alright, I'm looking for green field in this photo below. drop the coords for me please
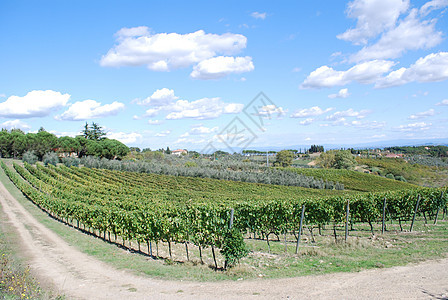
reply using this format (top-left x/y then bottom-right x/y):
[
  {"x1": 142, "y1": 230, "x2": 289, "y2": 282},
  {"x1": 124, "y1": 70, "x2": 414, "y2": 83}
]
[
  {"x1": 284, "y1": 167, "x2": 417, "y2": 192},
  {"x1": 0, "y1": 159, "x2": 447, "y2": 282}
]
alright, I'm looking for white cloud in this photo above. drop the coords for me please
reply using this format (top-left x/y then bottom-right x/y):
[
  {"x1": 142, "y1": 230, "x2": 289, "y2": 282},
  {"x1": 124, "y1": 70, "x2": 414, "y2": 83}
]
[
  {"x1": 251, "y1": 12, "x2": 267, "y2": 20},
  {"x1": 166, "y1": 97, "x2": 243, "y2": 120},
  {"x1": 301, "y1": 60, "x2": 394, "y2": 89},
  {"x1": 148, "y1": 120, "x2": 163, "y2": 125},
  {"x1": 351, "y1": 9, "x2": 443, "y2": 62},
  {"x1": 372, "y1": 134, "x2": 386, "y2": 138},
  {"x1": 395, "y1": 122, "x2": 432, "y2": 131},
  {"x1": 144, "y1": 108, "x2": 162, "y2": 117},
  {"x1": 155, "y1": 130, "x2": 171, "y2": 137},
  {"x1": 409, "y1": 108, "x2": 435, "y2": 119},
  {"x1": 292, "y1": 67, "x2": 301, "y2": 72},
  {"x1": 337, "y1": 0, "x2": 409, "y2": 45},
  {"x1": 328, "y1": 88, "x2": 350, "y2": 99},
  {"x1": 189, "y1": 126, "x2": 218, "y2": 135},
  {"x1": 107, "y1": 132, "x2": 142, "y2": 144},
  {"x1": 299, "y1": 118, "x2": 314, "y2": 126},
  {"x1": 136, "y1": 89, "x2": 244, "y2": 120},
  {"x1": 376, "y1": 52, "x2": 448, "y2": 88},
  {"x1": 290, "y1": 106, "x2": 333, "y2": 118},
  {"x1": 0, "y1": 94, "x2": 6, "y2": 98},
  {"x1": 100, "y1": 28, "x2": 252, "y2": 79},
  {"x1": 115, "y1": 26, "x2": 150, "y2": 39},
  {"x1": 326, "y1": 109, "x2": 371, "y2": 121},
  {"x1": 254, "y1": 105, "x2": 287, "y2": 118},
  {"x1": 56, "y1": 100, "x2": 125, "y2": 121},
  {"x1": 137, "y1": 88, "x2": 178, "y2": 106},
  {"x1": 1, "y1": 119, "x2": 31, "y2": 131},
  {"x1": 190, "y1": 56, "x2": 254, "y2": 79},
  {"x1": 436, "y1": 99, "x2": 448, "y2": 106},
  {"x1": 350, "y1": 120, "x2": 386, "y2": 129},
  {"x1": 0, "y1": 90, "x2": 69, "y2": 118},
  {"x1": 420, "y1": 0, "x2": 448, "y2": 16}
]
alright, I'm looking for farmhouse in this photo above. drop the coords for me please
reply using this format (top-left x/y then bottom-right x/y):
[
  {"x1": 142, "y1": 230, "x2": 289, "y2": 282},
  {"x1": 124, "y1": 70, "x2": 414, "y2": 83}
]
[{"x1": 171, "y1": 149, "x2": 188, "y2": 156}]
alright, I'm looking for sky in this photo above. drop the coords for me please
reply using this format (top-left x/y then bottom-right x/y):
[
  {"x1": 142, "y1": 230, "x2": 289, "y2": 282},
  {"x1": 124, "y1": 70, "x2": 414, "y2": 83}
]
[{"x1": 1, "y1": 0, "x2": 448, "y2": 152}]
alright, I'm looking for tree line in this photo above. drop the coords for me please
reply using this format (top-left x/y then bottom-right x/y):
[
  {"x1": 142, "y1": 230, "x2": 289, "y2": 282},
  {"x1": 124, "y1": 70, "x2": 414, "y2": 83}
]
[{"x1": 0, "y1": 122, "x2": 129, "y2": 160}]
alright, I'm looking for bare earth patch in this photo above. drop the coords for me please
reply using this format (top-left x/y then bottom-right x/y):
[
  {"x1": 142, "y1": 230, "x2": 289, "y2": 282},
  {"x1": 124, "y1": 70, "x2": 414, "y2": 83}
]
[{"x1": 1, "y1": 181, "x2": 447, "y2": 299}]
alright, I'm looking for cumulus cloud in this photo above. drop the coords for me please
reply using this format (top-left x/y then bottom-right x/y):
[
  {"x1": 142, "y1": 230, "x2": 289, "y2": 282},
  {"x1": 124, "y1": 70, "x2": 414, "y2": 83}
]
[
  {"x1": 420, "y1": 0, "x2": 448, "y2": 16},
  {"x1": 337, "y1": 0, "x2": 409, "y2": 45},
  {"x1": 409, "y1": 108, "x2": 435, "y2": 119},
  {"x1": 376, "y1": 52, "x2": 448, "y2": 88},
  {"x1": 0, "y1": 90, "x2": 69, "y2": 118},
  {"x1": 301, "y1": 60, "x2": 394, "y2": 89},
  {"x1": 299, "y1": 118, "x2": 314, "y2": 126},
  {"x1": 107, "y1": 132, "x2": 142, "y2": 144},
  {"x1": 136, "y1": 89, "x2": 244, "y2": 120},
  {"x1": 328, "y1": 88, "x2": 350, "y2": 99},
  {"x1": 349, "y1": 120, "x2": 386, "y2": 129},
  {"x1": 436, "y1": 99, "x2": 448, "y2": 106},
  {"x1": 326, "y1": 109, "x2": 371, "y2": 122},
  {"x1": 148, "y1": 120, "x2": 163, "y2": 125},
  {"x1": 100, "y1": 28, "x2": 253, "y2": 79},
  {"x1": 254, "y1": 105, "x2": 287, "y2": 118},
  {"x1": 190, "y1": 56, "x2": 254, "y2": 79},
  {"x1": 166, "y1": 97, "x2": 243, "y2": 120},
  {"x1": 137, "y1": 88, "x2": 178, "y2": 106},
  {"x1": 395, "y1": 122, "x2": 432, "y2": 131},
  {"x1": 155, "y1": 130, "x2": 171, "y2": 137},
  {"x1": 251, "y1": 12, "x2": 267, "y2": 20},
  {"x1": 189, "y1": 126, "x2": 218, "y2": 135},
  {"x1": 1, "y1": 119, "x2": 31, "y2": 131},
  {"x1": 290, "y1": 106, "x2": 333, "y2": 118},
  {"x1": 56, "y1": 100, "x2": 125, "y2": 121},
  {"x1": 350, "y1": 9, "x2": 443, "y2": 62}
]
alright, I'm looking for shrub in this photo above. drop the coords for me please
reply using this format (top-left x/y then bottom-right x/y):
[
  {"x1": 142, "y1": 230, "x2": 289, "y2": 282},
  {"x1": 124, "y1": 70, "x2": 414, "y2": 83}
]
[
  {"x1": 22, "y1": 150, "x2": 38, "y2": 164},
  {"x1": 42, "y1": 152, "x2": 59, "y2": 166},
  {"x1": 385, "y1": 173, "x2": 395, "y2": 180},
  {"x1": 62, "y1": 157, "x2": 80, "y2": 167}
]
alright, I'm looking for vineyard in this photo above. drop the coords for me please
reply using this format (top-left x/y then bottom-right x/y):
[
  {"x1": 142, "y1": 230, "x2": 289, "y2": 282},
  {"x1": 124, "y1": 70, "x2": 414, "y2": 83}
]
[{"x1": 1, "y1": 160, "x2": 447, "y2": 269}]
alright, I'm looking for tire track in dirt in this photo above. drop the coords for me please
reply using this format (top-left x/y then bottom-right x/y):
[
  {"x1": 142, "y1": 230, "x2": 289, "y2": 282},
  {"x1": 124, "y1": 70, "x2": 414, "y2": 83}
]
[{"x1": 1, "y1": 180, "x2": 447, "y2": 299}]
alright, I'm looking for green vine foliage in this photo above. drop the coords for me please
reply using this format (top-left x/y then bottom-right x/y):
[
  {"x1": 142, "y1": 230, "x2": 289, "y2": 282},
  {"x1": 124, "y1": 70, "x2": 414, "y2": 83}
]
[
  {"x1": 0, "y1": 160, "x2": 447, "y2": 269},
  {"x1": 221, "y1": 228, "x2": 248, "y2": 268}
]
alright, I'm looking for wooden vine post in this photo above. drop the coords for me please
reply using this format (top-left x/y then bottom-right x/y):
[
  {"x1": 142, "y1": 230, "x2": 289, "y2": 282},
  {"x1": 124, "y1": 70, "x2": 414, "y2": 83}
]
[
  {"x1": 382, "y1": 197, "x2": 387, "y2": 234},
  {"x1": 295, "y1": 204, "x2": 306, "y2": 254},
  {"x1": 410, "y1": 194, "x2": 421, "y2": 232},
  {"x1": 223, "y1": 208, "x2": 235, "y2": 270},
  {"x1": 345, "y1": 199, "x2": 350, "y2": 242}
]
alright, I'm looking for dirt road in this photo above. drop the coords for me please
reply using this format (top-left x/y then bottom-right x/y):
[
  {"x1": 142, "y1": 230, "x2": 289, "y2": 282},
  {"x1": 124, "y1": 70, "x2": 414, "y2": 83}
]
[{"x1": 1, "y1": 180, "x2": 447, "y2": 299}]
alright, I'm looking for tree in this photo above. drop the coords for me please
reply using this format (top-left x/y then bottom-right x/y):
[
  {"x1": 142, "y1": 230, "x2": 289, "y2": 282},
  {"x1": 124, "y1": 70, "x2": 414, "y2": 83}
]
[
  {"x1": 81, "y1": 122, "x2": 106, "y2": 141},
  {"x1": 58, "y1": 136, "x2": 81, "y2": 154},
  {"x1": 315, "y1": 151, "x2": 336, "y2": 168},
  {"x1": 29, "y1": 130, "x2": 58, "y2": 160},
  {"x1": 91, "y1": 122, "x2": 106, "y2": 140},
  {"x1": 100, "y1": 139, "x2": 129, "y2": 160},
  {"x1": 309, "y1": 145, "x2": 324, "y2": 153},
  {"x1": 0, "y1": 129, "x2": 10, "y2": 158},
  {"x1": 333, "y1": 150, "x2": 356, "y2": 169},
  {"x1": 316, "y1": 150, "x2": 356, "y2": 170},
  {"x1": 275, "y1": 150, "x2": 294, "y2": 167}
]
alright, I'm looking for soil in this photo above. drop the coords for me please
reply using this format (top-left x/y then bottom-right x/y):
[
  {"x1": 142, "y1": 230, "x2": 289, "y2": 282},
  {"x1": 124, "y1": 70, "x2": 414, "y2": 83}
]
[{"x1": 1, "y1": 180, "x2": 447, "y2": 300}]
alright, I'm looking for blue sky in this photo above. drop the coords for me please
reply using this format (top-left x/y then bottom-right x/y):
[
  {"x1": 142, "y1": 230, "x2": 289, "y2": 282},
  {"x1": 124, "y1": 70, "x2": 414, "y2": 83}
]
[{"x1": 1, "y1": 0, "x2": 447, "y2": 151}]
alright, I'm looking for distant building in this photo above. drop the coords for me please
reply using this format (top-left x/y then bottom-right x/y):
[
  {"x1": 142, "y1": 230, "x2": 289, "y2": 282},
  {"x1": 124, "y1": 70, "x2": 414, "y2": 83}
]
[{"x1": 171, "y1": 149, "x2": 188, "y2": 156}]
